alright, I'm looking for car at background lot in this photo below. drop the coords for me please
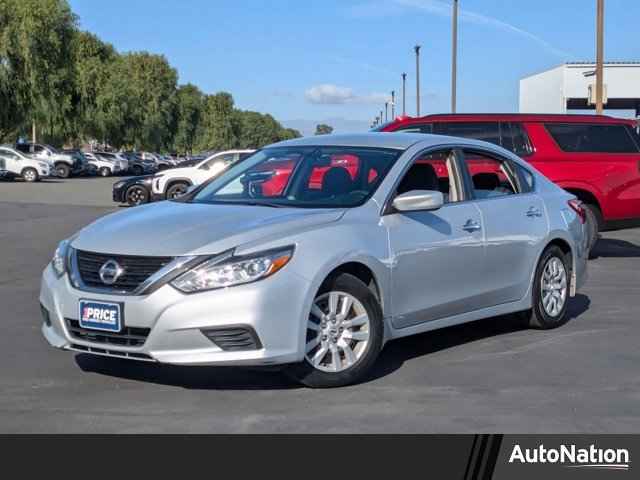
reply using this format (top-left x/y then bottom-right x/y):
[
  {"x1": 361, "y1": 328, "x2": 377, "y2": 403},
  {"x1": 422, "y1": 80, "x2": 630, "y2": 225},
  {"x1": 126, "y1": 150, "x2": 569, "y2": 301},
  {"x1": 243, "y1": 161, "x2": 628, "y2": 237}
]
[
  {"x1": 40, "y1": 133, "x2": 587, "y2": 388},
  {"x1": 121, "y1": 152, "x2": 157, "y2": 176},
  {"x1": 15, "y1": 142, "x2": 81, "y2": 178},
  {"x1": 92, "y1": 151, "x2": 129, "y2": 173},
  {"x1": 379, "y1": 114, "x2": 640, "y2": 252},
  {"x1": 139, "y1": 152, "x2": 173, "y2": 171},
  {"x1": 151, "y1": 149, "x2": 255, "y2": 200},
  {"x1": 61, "y1": 149, "x2": 92, "y2": 176},
  {"x1": 83, "y1": 152, "x2": 122, "y2": 177},
  {"x1": 112, "y1": 175, "x2": 154, "y2": 206},
  {"x1": 0, "y1": 145, "x2": 51, "y2": 182}
]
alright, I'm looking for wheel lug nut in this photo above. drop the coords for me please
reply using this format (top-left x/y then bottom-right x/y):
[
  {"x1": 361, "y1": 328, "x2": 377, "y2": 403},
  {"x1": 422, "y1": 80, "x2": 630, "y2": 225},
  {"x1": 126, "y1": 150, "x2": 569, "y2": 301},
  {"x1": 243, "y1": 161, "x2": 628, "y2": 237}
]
[
  {"x1": 322, "y1": 335, "x2": 327, "y2": 341},
  {"x1": 339, "y1": 327, "x2": 344, "y2": 332}
]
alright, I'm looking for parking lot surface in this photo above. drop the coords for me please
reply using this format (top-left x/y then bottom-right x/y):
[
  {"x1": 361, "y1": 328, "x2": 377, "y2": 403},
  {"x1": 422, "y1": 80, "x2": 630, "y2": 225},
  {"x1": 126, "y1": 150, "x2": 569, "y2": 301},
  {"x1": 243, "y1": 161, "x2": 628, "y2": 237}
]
[{"x1": 1, "y1": 177, "x2": 640, "y2": 433}]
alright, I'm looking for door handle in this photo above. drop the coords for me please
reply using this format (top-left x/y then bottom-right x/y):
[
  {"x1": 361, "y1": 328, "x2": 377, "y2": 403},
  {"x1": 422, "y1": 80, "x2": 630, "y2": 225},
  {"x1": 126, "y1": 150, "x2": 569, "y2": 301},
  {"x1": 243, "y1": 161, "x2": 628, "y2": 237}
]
[
  {"x1": 462, "y1": 219, "x2": 481, "y2": 232},
  {"x1": 526, "y1": 207, "x2": 542, "y2": 218}
]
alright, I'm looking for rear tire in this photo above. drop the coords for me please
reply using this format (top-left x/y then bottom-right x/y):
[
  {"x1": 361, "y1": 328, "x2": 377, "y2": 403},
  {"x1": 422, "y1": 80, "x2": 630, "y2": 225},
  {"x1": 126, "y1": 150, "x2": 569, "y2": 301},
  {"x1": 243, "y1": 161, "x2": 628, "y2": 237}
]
[
  {"x1": 22, "y1": 167, "x2": 38, "y2": 182},
  {"x1": 285, "y1": 273, "x2": 384, "y2": 388},
  {"x1": 166, "y1": 182, "x2": 189, "y2": 199},
  {"x1": 55, "y1": 163, "x2": 70, "y2": 178},
  {"x1": 521, "y1": 245, "x2": 571, "y2": 330},
  {"x1": 583, "y1": 203, "x2": 602, "y2": 257}
]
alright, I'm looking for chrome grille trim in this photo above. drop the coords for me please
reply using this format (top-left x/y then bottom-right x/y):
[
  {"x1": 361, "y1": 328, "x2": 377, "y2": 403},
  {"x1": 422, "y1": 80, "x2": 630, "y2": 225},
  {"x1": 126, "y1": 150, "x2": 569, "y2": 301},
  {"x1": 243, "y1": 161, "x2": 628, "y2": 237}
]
[{"x1": 69, "y1": 248, "x2": 202, "y2": 296}]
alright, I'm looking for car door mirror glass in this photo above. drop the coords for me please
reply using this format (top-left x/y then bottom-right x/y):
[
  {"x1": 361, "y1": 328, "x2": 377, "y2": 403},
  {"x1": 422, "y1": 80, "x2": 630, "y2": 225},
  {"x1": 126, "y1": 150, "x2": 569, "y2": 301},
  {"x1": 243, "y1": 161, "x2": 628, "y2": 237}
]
[{"x1": 392, "y1": 190, "x2": 443, "y2": 212}]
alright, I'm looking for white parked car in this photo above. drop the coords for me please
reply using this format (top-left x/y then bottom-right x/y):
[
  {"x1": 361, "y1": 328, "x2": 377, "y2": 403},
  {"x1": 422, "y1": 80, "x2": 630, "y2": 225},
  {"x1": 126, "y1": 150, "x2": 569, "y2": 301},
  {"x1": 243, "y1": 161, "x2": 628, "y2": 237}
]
[
  {"x1": 14, "y1": 143, "x2": 80, "y2": 178},
  {"x1": 84, "y1": 152, "x2": 122, "y2": 177},
  {"x1": 0, "y1": 145, "x2": 51, "y2": 182},
  {"x1": 151, "y1": 149, "x2": 255, "y2": 200},
  {"x1": 93, "y1": 152, "x2": 129, "y2": 173}
]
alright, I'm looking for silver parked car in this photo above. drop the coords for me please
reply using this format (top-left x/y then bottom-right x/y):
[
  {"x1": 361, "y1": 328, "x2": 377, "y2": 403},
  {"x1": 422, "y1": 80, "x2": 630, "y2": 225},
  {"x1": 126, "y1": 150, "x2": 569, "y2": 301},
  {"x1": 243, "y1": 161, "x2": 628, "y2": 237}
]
[{"x1": 40, "y1": 133, "x2": 588, "y2": 387}]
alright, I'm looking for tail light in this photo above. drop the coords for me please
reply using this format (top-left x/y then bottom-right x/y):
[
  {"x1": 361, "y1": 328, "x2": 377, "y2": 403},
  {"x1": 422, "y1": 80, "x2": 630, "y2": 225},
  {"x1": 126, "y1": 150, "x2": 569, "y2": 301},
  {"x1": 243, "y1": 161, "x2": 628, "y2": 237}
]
[{"x1": 568, "y1": 199, "x2": 586, "y2": 224}]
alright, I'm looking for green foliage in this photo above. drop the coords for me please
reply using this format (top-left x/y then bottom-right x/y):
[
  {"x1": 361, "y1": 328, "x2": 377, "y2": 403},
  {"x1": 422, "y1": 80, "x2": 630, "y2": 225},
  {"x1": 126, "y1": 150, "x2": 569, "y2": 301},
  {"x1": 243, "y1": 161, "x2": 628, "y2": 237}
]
[
  {"x1": 0, "y1": 0, "x2": 295, "y2": 150},
  {"x1": 173, "y1": 84, "x2": 203, "y2": 154},
  {"x1": 315, "y1": 124, "x2": 334, "y2": 135}
]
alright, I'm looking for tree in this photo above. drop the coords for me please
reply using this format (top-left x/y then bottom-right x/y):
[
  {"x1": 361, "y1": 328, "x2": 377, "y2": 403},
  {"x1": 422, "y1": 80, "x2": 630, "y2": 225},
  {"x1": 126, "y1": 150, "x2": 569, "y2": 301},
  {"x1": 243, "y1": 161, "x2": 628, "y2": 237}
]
[
  {"x1": 195, "y1": 92, "x2": 237, "y2": 151},
  {"x1": 173, "y1": 84, "x2": 203, "y2": 154},
  {"x1": 96, "y1": 52, "x2": 177, "y2": 150},
  {"x1": 315, "y1": 123, "x2": 333, "y2": 135},
  {"x1": 233, "y1": 110, "x2": 300, "y2": 148},
  {"x1": 70, "y1": 31, "x2": 116, "y2": 143},
  {"x1": 0, "y1": 0, "x2": 77, "y2": 143}
]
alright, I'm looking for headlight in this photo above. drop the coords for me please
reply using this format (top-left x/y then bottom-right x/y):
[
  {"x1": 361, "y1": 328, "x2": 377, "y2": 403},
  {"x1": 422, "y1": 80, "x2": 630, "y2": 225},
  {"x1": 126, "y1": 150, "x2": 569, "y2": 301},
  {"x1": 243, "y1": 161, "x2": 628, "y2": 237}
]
[
  {"x1": 51, "y1": 239, "x2": 71, "y2": 277},
  {"x1": 171, "y1": 246, "x2": 294, "y2": 293},
  {"x1": 113, "y1": 180, "x2": 126, "y2": 189}
]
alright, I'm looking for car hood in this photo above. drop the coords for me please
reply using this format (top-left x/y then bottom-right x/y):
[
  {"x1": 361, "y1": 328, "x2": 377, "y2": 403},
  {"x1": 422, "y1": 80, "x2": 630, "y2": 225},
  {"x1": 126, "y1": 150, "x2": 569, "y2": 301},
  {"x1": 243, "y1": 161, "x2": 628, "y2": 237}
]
[{"x1": 71, "y1": 201, "x2": 345, "y2": 257}]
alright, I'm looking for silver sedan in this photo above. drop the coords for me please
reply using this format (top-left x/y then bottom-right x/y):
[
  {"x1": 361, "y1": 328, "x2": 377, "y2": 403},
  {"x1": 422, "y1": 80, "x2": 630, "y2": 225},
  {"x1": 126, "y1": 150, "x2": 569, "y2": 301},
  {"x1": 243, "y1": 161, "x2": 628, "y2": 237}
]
[{"x1": 40, "y1": 133, "x2": 588, "y2": 387}]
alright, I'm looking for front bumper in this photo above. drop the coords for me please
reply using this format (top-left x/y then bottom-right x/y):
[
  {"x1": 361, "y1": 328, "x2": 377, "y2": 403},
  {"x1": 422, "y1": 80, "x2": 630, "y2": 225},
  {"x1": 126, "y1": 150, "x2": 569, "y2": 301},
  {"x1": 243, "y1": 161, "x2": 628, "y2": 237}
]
[{"x1": 39, "y1": 264, "x2": 311, "y2": 366}]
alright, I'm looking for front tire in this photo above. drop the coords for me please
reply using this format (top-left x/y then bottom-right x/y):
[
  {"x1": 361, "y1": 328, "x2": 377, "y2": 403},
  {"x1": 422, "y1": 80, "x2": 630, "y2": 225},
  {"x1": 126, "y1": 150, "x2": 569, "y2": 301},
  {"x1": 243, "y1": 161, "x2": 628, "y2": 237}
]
[
  {"x1": 125, "y1": 185, "x2": 149, "y2": 206},
  {"x1": 99, "y1": 167, "x2": 111, "y2": 177},
  {"x1": 22, "y1": 167, "x2": 38, "y2": 182},
  {"x1": 521, "y1": 245, "x2": 571, "y2": 330},
  {"x1": 55, "y1": 163, "x2": 70, "y2": 178},
  {"x1": 285, "y1": 273, "x2": 384, "y2": 388}
]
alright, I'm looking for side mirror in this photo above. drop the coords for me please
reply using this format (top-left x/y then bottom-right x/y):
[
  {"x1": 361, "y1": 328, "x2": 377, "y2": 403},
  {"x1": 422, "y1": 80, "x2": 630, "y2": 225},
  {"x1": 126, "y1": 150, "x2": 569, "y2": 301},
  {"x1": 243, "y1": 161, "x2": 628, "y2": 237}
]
[{"x1": 392, "y1": 190, "x2": 443, "y2": 212}]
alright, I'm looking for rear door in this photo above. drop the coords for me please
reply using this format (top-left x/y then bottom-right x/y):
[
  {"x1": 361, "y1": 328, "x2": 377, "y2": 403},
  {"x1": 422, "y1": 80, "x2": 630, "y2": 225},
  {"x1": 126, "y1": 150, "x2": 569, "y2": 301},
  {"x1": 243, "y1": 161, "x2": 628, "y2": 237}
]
[
  {"x1": 459, "y1": 148, "x2": 547, "y2": 305},
  {"x1": 385, "y1": 148, "x2": 486, "y2": 328}
]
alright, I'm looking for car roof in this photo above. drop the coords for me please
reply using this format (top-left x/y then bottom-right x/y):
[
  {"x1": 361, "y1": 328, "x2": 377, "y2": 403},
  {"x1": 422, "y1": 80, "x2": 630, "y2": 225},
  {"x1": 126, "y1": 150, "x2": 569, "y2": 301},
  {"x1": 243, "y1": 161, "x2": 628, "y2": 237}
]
[
  {"x1": 268, "y1": 132, "x2": 432, "y2": 150},
  {"x1": 385, "y1": 113, "x2": 636, "y2": 126}
]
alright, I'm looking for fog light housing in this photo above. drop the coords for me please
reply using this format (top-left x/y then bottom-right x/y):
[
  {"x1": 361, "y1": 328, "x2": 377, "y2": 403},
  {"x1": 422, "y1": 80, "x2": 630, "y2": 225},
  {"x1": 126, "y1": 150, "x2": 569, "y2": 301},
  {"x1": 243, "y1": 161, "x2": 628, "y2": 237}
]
[
  {"x1": 201, "y1": 326, "x2": 262, "y2": 351},
  {"x1": 40, "y1": 304, "x2": 51, "y2": 327}
]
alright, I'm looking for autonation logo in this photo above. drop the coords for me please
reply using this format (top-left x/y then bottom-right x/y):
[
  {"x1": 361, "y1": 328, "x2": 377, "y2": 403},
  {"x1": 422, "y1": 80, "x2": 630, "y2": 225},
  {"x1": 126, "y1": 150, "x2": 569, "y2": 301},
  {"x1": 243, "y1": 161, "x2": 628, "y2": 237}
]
[{"x1": 509, "y1": 443, "x2": 630, "y2": 471}]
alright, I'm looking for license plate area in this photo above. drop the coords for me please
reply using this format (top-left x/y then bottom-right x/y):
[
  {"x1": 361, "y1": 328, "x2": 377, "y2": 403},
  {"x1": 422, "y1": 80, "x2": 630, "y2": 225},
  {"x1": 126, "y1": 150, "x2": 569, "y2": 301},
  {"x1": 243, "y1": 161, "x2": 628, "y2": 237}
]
[{"x1": 78, "y1": 300, "x2": 123, "y2": 332}]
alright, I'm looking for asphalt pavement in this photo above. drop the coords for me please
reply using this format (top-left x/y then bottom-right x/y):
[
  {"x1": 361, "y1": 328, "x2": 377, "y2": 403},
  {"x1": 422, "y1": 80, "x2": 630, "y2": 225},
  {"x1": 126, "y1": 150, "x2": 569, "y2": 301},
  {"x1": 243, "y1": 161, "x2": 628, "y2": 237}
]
[{"x1": 1, "y1": 176, "x2": 639, "y2": 433}]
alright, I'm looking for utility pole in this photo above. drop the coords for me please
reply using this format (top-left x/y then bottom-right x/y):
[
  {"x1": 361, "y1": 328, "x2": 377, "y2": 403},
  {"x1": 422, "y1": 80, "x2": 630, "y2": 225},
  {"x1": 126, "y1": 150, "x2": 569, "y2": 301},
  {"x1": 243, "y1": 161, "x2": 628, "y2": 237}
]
[
  {"x1": 391, "y1": 90, "x2": 395, "y2": 119},
  {"x1": 595, "y1": 0, "x2": 605, "y2": 114},
  {"x1": 401, "y1": 73, "x2": 407, "y2": 116},
  {"x1": 385, "y1": 102, "x2": 389, "y2": 122},
  {"x1": 451, "y1": 0, "x2": 459, "y2": 113},
  {"x1": 414, "y1": 45, "x2": 421, "y2": 116},
  {"x1": 32, "y1": 121, "x2": 36, "y2": 143},
  {"x1": 380, "y1": 110, "x2": 383, "y2": 125}
]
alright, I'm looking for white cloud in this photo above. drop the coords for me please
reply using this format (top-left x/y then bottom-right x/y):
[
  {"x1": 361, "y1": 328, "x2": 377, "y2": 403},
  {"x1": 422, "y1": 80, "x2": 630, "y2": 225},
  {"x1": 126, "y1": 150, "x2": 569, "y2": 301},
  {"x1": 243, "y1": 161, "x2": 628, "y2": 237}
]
[{"x1": 304, "y1": 84, "x2": 389, "y2": 105}]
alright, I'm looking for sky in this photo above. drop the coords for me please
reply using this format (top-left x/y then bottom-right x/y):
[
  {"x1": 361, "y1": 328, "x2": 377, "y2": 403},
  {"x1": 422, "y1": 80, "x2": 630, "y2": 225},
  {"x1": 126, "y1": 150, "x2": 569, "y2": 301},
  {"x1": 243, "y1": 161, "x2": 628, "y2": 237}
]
[{"x1": 69, "y1": 0, "x2": 640, "y2": 134}]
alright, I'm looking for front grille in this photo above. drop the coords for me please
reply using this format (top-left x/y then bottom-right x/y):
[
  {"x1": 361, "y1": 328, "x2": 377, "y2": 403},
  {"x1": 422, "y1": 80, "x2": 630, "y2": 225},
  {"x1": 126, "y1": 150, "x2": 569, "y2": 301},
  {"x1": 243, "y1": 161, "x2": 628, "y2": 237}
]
[
  {"x1": 201, "y1": 326, "x2": 263, "y2": 351},
  {"x1": 66, "y1": 319, "x2": 150, "y2": 347},
  {"x1": 76, "y1": 249, "x2": 172, "y2": 292}
]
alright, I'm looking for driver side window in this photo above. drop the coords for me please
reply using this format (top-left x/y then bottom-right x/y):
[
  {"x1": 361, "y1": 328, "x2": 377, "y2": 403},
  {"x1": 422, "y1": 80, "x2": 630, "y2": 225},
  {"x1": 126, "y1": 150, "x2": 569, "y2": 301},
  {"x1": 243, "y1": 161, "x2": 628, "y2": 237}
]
[{"x1": 396, "y1": 149, "x2": 460, "y2": 203}]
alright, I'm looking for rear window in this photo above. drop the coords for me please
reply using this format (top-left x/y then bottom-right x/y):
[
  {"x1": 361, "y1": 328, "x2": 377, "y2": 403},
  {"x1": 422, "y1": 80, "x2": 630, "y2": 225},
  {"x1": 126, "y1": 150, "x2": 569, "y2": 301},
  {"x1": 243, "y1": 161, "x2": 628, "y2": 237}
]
[{"x1": 545, "y1": 123, "x2": 639, "y2": 153}]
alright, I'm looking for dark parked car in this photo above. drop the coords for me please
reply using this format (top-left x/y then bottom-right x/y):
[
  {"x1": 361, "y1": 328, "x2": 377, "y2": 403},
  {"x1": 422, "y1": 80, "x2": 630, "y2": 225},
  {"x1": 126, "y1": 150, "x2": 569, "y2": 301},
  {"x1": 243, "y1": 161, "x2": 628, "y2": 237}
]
[{"x1": 112, "y1": 175, "x2": 154, "y2": 206}]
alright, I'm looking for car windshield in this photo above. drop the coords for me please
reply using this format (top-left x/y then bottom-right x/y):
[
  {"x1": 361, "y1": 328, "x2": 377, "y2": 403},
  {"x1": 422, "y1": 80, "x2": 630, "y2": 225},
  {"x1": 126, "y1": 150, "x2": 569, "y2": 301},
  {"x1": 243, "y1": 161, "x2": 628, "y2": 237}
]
[{"x1": 190, "y1": 146, "x2": 403, "y2": 208}]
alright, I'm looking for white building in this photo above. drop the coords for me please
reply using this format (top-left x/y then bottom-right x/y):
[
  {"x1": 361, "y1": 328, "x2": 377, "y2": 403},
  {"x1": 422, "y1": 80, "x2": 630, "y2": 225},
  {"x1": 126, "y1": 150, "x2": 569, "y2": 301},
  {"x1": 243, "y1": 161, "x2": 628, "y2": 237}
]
[{"x1": 519, "y1": 62, "x2": 640, "y2": 116}]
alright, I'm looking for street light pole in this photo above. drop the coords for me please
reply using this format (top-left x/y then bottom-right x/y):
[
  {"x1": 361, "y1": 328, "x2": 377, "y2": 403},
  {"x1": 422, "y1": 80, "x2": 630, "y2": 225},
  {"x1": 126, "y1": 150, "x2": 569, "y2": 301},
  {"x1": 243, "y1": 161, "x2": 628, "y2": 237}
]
[
  {"x1": 385, "y1": 102, "x2": 389, "y2": 122},
  {"x1": 391, "y1": 90, "x2": 395, "y2": 119},
  {"x1": 451, "y1": 0, "x2": 459, "y2": 113},
  {"x1": 401, "y1": 73, "x2": 407, "y2": 116},
  {"x1": 414, "y1": 45, "x2": 421, "y2": 116},
  {"x1": 595, "y1": 0, "x2": 605, "y2": 115}
]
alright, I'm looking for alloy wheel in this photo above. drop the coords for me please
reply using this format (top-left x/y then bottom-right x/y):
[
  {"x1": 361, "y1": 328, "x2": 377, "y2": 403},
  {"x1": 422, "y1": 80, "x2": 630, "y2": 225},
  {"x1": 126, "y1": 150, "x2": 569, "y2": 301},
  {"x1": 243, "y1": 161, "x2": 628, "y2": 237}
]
[
  {"x1": 305, "y1": 291, "x2": 370, "y2": 373},
  {"x1": 541, "y1": 256, "x2": 567, "y2": 317},
  {"x1": 127, "y1": 186, "x2": 147, "y2": 206}
]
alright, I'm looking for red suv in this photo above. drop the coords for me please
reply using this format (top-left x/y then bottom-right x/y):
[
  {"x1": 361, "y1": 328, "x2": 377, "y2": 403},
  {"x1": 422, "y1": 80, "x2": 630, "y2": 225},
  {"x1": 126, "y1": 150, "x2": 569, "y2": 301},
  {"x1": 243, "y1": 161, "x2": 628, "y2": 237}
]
[{"x1": 379, "y1": 114, "x2": 640, "y2": 248}]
